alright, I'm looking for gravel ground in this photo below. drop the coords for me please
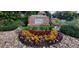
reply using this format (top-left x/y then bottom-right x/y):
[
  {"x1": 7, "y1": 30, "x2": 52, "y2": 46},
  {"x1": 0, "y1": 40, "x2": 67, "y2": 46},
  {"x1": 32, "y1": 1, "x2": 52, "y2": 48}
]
[
  {"x1": 0, "y1": 28, "x2": 24, "y2": 48},
  {"x1": 52, "y1": 34, "x2": 79, "y2": 48},
  {"x1": 0, "y1": 28, "x2": 79, "y2": 48}
]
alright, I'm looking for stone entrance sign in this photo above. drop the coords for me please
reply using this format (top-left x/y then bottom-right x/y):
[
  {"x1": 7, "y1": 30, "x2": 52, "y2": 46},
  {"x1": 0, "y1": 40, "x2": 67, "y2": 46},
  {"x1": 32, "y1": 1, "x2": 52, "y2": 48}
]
[{"x1": 28, "y1": 15, "x2": 49, "y2": 26}]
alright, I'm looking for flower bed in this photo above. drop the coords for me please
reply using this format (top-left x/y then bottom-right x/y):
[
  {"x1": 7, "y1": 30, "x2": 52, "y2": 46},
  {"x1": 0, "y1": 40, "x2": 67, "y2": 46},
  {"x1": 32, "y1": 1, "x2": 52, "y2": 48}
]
[{"x1": 18, "y1": 30, "x2": 63, "y2": 47}]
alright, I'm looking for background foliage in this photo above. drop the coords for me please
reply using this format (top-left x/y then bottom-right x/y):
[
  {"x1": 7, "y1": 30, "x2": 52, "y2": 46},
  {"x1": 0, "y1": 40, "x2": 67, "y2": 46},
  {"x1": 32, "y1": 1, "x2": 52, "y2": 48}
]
[
  {"x1": 52, "y1": 11, "x2": 78, "y2": 21},
  {"x1": 0, "y1": 11, "x2": 51, "y2": 31}
]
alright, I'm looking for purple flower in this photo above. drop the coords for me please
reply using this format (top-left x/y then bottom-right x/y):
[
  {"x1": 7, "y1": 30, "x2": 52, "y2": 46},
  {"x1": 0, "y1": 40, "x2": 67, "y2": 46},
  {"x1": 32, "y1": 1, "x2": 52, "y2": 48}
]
[{"x1": 40, "y1": 38, "x2": 45, "y2": 44}]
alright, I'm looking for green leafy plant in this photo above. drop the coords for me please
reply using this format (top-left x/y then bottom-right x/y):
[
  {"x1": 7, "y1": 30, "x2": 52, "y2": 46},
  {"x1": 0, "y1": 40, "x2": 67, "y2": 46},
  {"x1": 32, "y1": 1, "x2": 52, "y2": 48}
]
[
  {"x1": 22, "y1": 25, "x2": 52, "y2": 30},
  {"x1": 60, "y1": 25, "x2": 79, "y2": 38},
  {"x1": 52, "y1": 19, "x2": 61, "y2": 25},
  {"x1": 32, "y1": 26, "x2": 39, "y2": 30},
  {"x1": 36, "y1": 25, "x2": 51, "y2": 30}
]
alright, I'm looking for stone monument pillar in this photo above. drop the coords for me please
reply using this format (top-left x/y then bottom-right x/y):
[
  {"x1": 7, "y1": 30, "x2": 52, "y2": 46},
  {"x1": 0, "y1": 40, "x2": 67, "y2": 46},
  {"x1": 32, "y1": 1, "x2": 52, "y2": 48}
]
[{"x1": 28, "y1": 11, "x2": 49, "y2": 27}]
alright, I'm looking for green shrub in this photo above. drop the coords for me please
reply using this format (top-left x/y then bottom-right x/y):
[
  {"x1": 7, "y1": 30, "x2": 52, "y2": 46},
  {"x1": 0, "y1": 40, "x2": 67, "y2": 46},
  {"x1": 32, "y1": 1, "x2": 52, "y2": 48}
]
[
  {"x1": 60, "y1": 25, "x2": 79, "y2": 38},
  {"x1": 66, "y1": 18, "x2": 79, "y2": 28},
  {"x1": 0, "y1": 22, "x2": 18, "y2": 31},
  {"x1": 15, "y1": 20, "x2": 25, "y2": 26}
]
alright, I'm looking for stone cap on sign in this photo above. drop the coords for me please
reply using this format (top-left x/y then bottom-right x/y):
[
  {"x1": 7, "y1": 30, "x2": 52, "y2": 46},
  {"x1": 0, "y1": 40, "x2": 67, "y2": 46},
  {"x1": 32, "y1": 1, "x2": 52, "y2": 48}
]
[
  {"x1": 28, "y1": 15, "x2": 49, "y2": 26},
  {"x1": 38, "y1": 11, "x2": 46, "y2": 15},
  {"x1": 29, "y1": 15, "x2": 48, "y2": 18}
]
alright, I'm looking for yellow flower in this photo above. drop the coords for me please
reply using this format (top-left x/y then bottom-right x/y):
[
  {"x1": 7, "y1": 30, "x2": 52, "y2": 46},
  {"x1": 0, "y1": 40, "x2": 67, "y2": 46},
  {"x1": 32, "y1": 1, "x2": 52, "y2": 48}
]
[
  {"x1": 32, "y1": 34, "x2": 35, "y2": 37},
  {"x1": 26, "y1": 36, "x2": 30, "y2": 39},
  {"x1": 39, "y1": 35, "x2": 43, "y2": 38},
  {"x1": 44, "y1": 35, "x2": 49, "y2": 40},
  {"x1": 44, "y1": 35, "x2": 47, "y2": 38},
  {"x1": 34, "y1": 36, "x2": 39, "y2": 40},
  {"x1": 35, "y1": 40, "x2": 39, "y2": 43},
  {"x1": 49, "y1": 34, "x2": 56, "y2": 40},
  {"x1": 52, "y1": 30, "x2": 58, "y2": 35},
  {"x1": 31, "y1": 37, "x2": 34, "y2": 40},
  {"x1": 45, "y1": 37, "x2": 49, "y2": 40}
]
